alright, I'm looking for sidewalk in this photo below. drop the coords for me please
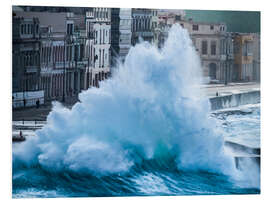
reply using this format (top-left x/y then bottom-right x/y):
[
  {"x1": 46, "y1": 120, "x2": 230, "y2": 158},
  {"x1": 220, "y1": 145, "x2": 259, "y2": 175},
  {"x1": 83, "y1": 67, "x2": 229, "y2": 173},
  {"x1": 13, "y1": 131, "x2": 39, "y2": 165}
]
[
  {"x1": 12, "y1": 83, "x2": 260, "y2": 121},
  {"x1": 12, "y1": 95, "x2": 79, "y2": 121},
  {"x1": 12, "y1": 103, "x2": 52, "y2": 121},
  {"x1": 204, "y1": 82, "x2": 260, "y2": 98},
  {"x1": 202, "y1": 82, "x2": 260, "y2": 89}
]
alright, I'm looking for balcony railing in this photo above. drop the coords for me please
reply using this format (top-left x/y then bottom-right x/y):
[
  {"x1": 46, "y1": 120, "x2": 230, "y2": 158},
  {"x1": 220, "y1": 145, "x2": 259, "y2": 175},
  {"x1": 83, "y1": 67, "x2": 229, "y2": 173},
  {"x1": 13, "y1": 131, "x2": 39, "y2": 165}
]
[{"x1": 25, "y1": 66, "x2": 38, "y2": 73}]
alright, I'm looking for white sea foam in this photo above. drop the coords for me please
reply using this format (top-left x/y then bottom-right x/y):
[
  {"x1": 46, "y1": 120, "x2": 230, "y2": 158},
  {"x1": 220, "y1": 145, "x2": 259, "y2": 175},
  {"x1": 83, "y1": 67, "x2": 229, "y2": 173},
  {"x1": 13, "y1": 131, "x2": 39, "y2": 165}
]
[{"x1": 13, "y1": 25, "x2": 240, "y2": 178}]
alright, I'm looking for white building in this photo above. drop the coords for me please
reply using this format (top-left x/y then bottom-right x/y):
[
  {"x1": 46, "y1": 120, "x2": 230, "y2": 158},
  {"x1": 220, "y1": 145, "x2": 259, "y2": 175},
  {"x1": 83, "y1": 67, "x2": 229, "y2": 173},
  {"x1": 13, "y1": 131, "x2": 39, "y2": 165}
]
[
  {"x1": 85, "y1": 8, "x2": 111, "y2": 87},
  {"x1": 155, "y1": 11, "x2": 232, "y2": 83},
  {"x1": 131, "y1": 9, "x2": 154, "y2": 45},
  {"x1": 119, "y1": 8, "x2": 132, "y2": 62}
]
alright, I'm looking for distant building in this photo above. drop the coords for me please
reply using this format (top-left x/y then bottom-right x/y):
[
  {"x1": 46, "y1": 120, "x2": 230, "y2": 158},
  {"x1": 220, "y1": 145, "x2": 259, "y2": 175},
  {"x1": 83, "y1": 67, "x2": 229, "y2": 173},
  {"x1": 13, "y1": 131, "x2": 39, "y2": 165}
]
[
  {"x1": 157, "y1": 9, "x2": 186, "y2": 26},
  {"x1": 118, "y1": 9, "x2": 132, "y2": 62},
  {"x1": 12, "y1": 15, "x2": 41, "y2": 93},
  {"x1": 232, "y1": 33, "x2": 260, "y2": 82},
  {"x1": 111, "y1": 8, "x2": 132, "y2": 65},
  {"x1": 155, "y1": 12, "x2": 232, "y2": 83},
  {"x1": 186, "y1": 21, "x2": 232, "y2": 83},
  {"x1": 253, "y1": 33, "x2": 260, "y2": 82},
  {"x1": 85, "y1": 8, "x2": 111, "y2": 87},
  {"x1": 131, "y1": 8, "x2": 154, "y2": 45},
  {"x1": 14, "y1": 11, "x2": 88, "y2": 102}
]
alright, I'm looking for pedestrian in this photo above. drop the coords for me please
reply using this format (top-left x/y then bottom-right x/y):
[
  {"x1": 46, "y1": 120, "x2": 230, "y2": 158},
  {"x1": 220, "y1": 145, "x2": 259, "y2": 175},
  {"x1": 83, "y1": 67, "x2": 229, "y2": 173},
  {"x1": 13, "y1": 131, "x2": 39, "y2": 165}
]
[
  {"x1": 216, "y1": 92, "x2": 219, "y2": 96},
  {"x1": 36, "y1": 99, "x2": 40, "y2": 108},
  {"x1": 19, "y1": 130, "x2": 23, "y2": 138},
  {"x1": 23, "y1": 98, "x2": 26, "y2": 107}
]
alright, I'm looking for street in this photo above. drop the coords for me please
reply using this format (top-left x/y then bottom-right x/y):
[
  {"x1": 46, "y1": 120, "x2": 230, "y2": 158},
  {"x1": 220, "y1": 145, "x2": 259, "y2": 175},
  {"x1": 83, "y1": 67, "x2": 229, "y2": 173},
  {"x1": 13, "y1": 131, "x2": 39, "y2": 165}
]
[{"x1": 204, "y1": 82, "x2": 260, "y2": 98}]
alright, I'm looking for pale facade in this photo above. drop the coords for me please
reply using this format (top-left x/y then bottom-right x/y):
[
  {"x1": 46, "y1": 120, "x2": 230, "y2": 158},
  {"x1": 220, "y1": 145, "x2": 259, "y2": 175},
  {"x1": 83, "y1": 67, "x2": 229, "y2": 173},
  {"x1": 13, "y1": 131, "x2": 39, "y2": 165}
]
[
  {"x1": 131, "y1": 9, "x2": 154, "y2": 45},
  {"x1": 119, "y1": 8, "x2": 132, "y2": 62},
  {"x1": 14, "y1": 11, "x2": 88, "y2": 102},
  {"x1": 182, "y1": 21, "x2": 229, "y2": 82},
  {"x1": 155, "y1": 12, "x2": 232, "y2": 83},
  {"x1": 85, "y1": 8, "x2": 111, "y2": 88},
  {"x1": 12, "y1": 16, "x2": 40, "y2": 93},
  {"x1": 252, "y1": 33, "x2": 260, "y2": 82},
  {"x1": 233, "y1": 33, "x2": 260, "y2": 82}
]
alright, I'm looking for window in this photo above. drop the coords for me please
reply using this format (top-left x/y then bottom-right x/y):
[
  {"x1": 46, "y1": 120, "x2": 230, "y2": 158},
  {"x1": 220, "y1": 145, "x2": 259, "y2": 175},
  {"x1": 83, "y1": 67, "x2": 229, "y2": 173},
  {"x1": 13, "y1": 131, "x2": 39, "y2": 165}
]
[
  {"x1": 100, "y1": 29, "x2": 102, "y2": 44},
  {"x1": 220, "y1": 26, "x2": 224, "y2": 31},
  {"x1": 145, "y1": 19, "x2": 147, "y2": 30},
  {"x1": 175, "y1": 15, "x2": 181, "y2": 21},
  {"x1": 67, "y1": 24, "x2": 73, "y2": 35},
  {"x1": 192, "y1": 24, "x2": 199, "y2": 31},
  {"x1": 20, "y1": 24, "x2": 24, "y2": 34},
  {"x1": 201, "y1": 41, "x2": 207, "y2": 55},
  {"x1": 27, "y1": 24, "x2": 30, "y2": 34},
  {"x1": 24, "y1": 24, "x2": 27, "y2": 34},
  {"x1": 36, "y1": 25, "x2": 39, "y2": 34},
  {"x1": 93, "y1": 48, "x2": 96, "y2": 65},
  {"x1": 211, "y1": 41, "x2": 216, "y2": 55},
  {"x1": 103, "y1": 29, "x2": 105, "y2": 44},
  {"x1": 99, "y1": 49, "x2": 101, "y2": 68},
  {"x1": 233, "y1": 41, "x2": 239, "y2": 54},
  {"x1": 102, "y1": 49, "x2": 104, "y2": 67},
  {"x1": 192, "y1": 38, "x2": 196, "y2": 46}
]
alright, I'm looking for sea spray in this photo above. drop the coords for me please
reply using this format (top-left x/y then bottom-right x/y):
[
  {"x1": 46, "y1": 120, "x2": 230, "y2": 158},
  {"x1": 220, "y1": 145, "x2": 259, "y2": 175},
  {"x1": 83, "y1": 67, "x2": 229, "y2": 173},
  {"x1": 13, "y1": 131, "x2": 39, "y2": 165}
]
[{"x1": 13, "y1": 25, "x2": 236, "y2": 177}]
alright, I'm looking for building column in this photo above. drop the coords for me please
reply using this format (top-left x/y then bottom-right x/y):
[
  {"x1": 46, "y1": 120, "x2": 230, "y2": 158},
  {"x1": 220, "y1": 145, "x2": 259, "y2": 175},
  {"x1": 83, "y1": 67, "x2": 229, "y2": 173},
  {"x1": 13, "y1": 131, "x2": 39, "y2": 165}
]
[
  {"x1": 77, "y1": 70, "x2": 81, "y2": 93},
  {"x1": 65, "y1": 72, "x2": 69, "y2": 97},
  {"x1": 71, "y1": 71, "x2": 74, "y2": 95}
]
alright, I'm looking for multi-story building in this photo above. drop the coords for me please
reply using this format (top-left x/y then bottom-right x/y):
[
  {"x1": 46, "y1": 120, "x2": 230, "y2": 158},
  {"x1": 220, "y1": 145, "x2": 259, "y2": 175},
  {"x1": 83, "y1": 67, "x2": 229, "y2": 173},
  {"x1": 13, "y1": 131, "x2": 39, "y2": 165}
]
[
  {"x1": 12, "y1": 15, "x2": 44, "y2": 108},
  {"x1": 252, "y1": 33, "x2": 260, "y2": 82},
  {"x1": 158, "y1": 9, "x2": 186, "y2": 26},
  {"x1": 232, "y1": 33, "x2": 261, "y2": 82},
  {"x1": 118, "y1": 8, "x2": 132, "y2": 62},
  {"x1": 155, "y1": 11, "x2": 234, "y2": 83},
  {"x1": 131, "y1": 8, "x2": 154, "y2": 45},
  {"x1": 12, "y1": 16, "x2": 41, "y2": 93},
  {"x1": 181, "y1": 20, "x2": 231, "y2": 83},
  {"x1": 85, "y1": 8, "x2": 111, "y2": 88},
  {"x1": 111, "y1": 8, "x2": 132, "y2": 65},
  {"x1": 14, "y1": 11, "x2": 88, "y2": 102},
  {"x1": 85, "y1": 9, "x2": 96, "y2": 88},
  {"x1": 151, "y1": 9, "x2": 159, "y2": 30}
]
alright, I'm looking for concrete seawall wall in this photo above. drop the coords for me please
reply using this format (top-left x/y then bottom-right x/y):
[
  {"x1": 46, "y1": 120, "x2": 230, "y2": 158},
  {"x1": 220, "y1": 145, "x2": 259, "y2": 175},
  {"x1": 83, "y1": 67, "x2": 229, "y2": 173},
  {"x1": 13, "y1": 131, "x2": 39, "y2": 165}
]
[{"x1": 209, "y1": 90, "x2": 260, "y2": 111}]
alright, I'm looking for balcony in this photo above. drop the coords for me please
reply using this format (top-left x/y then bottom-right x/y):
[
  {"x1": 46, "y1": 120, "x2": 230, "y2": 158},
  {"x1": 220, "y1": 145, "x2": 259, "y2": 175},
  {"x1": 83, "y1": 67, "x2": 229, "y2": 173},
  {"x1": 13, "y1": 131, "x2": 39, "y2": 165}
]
[{"x1": 25, "y1": 66, "x2": 38, "y2": 73}]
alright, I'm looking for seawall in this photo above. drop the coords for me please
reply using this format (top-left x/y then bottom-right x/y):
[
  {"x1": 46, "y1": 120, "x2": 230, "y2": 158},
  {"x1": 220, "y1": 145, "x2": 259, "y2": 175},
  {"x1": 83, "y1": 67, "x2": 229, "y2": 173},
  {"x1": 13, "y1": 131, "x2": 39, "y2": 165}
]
[{"x1": 209, "y1": 90, "x2": 260, "y2": 111}]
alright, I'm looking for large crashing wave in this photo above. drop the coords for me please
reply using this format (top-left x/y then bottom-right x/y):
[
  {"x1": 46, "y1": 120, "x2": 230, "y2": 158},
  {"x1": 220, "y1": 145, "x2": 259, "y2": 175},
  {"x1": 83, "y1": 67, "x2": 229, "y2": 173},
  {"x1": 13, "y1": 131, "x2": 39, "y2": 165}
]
[{"x1": 13, "y1": 24, "x2": 236, "y2": 176}]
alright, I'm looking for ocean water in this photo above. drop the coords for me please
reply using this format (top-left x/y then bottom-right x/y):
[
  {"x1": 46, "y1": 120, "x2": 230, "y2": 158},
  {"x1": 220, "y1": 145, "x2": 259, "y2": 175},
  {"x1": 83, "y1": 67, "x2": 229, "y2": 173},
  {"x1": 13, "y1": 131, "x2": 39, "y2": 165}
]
[{"x1": 12, "y1": 25, "x2": 260, "y2": 198}]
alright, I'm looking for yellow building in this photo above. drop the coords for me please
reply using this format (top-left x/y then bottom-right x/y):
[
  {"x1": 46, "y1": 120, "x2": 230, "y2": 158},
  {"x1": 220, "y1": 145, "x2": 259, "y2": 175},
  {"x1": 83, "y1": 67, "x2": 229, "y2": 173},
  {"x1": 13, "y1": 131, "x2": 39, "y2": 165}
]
[{"x1": 233, "y1": 33, "x2": 254, "y2": 81}]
